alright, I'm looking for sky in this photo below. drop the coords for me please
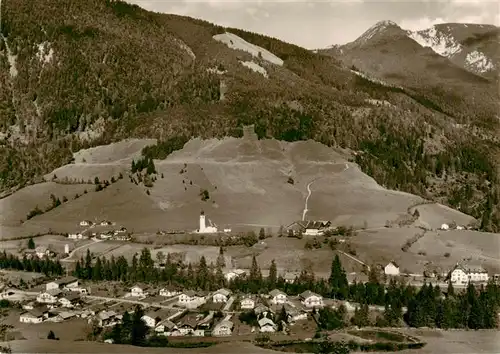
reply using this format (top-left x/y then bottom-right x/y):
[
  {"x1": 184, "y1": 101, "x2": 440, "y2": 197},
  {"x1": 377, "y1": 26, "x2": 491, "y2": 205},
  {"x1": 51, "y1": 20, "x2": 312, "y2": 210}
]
[{"x1": 127, "y1": 0, "x2": 500, "y2": 49}]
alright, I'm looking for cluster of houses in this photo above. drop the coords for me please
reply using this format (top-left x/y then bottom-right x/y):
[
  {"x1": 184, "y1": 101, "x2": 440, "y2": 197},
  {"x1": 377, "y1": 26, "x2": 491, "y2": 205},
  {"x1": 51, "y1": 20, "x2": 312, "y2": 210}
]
[
  {"x1": 23, "y1": 246, "x2": 56, "y2": 260},
  {"x1": 68, "y1": 220, "x2": 130, "y2": 241},
  {"x1": 286, "y1": 220, "x2": 332, "y2": 236}
]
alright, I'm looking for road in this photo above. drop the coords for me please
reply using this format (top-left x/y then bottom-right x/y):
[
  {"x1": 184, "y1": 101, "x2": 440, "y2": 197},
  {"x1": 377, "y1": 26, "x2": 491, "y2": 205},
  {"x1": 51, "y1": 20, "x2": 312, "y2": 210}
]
[
  {"x1": 84, "y1": 294, "x2": 181, "y2": 310},
  {"x1": 337, "y1": 249, "x2": 370, "y2": 271},
  {"x1": 302, "y1": 163, "x2": 350, "y2": 221},
  {"x1": 61, "y1": 238, "x2": 103, "y2": 262}
]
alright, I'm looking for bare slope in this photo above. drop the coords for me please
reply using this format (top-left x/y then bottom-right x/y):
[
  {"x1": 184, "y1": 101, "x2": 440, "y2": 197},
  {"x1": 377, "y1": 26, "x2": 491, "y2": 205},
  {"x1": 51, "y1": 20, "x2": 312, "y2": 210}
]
[{"x1": 3, "y1": 136, "x2": 474, "y2": 240}]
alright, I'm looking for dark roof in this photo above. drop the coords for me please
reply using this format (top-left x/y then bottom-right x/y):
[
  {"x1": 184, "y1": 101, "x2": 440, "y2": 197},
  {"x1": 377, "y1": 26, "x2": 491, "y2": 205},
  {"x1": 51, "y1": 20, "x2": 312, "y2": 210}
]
[
  {"x1": 286, "y1": 220, "x2": 331, "y2": 230},
  {"x1": 61, "y1": 293, "x2": 81, "y2": 302},
  {"x1": 54, "y1": 276, "x2": 78, "y2": 285},
  {"x1": 23, "y1": 309, "x2": 45, "y2": 318}
]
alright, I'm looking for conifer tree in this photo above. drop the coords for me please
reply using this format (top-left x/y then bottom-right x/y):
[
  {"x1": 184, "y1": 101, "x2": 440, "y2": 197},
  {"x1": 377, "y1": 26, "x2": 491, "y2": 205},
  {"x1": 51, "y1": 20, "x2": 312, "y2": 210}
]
[
  {"x1": 329, "y1": 255, "x2": 348, "y2": 299},
  {"x1": 269, "y1": 259, "x2": 277, "y2": 289}
]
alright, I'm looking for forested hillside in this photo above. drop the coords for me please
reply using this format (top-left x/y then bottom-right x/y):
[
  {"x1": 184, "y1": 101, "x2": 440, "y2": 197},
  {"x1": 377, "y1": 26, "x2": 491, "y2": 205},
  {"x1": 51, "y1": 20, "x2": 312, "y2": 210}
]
[{"x1": 0, "y1": 0, "x2": 499, "y2": 231}]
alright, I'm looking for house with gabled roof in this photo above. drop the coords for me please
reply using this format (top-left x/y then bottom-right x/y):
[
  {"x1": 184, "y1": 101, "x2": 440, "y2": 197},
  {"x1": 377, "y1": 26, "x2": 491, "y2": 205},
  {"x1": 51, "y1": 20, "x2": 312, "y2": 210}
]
[
  {"x1": 213, "y1": 319, "x2": 233, "y2": 336},
  {"x1": 269, "y1": 289, "x2": 287, "y2": 305},
  {"x1": 258, "y1": 317, "x2": 276, "y2": 332},
  {"x1": 299, "y1": 290, "x2": 324, "y2": 308},
  {"x1": 240, "y1": 295, "x2": 256, "y2": 310},
  {"x1": 384, "y1": 261, "x2": 400, "y2": 276},
  {"x1": 58, "y1": 293, "x2": 81, "y2": 308},
  {"x1": 178, "y1": 290, "x2": 206, "y2": 308},
  {"x1": 46, "y1": 276, "x2": 79, "y2": 291},
  {"x1": 449, "y1": 264, "x2": 489, "y2": 285},
  {"x1": 212, "y1": 288, "x2": 231, "y2": 303},
  {"x1": 19, "y1": 309, "x2": 47, "y2": 324},
  {"x1": 37, "y1": 289, "x2": 62, "y2": 304}
]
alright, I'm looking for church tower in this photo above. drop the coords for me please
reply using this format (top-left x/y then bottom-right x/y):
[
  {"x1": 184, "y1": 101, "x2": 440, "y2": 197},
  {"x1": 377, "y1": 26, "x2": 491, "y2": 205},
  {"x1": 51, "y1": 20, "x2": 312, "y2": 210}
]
[{"x1": 199, "y1": 211, "x2": 206, "y2": 232}]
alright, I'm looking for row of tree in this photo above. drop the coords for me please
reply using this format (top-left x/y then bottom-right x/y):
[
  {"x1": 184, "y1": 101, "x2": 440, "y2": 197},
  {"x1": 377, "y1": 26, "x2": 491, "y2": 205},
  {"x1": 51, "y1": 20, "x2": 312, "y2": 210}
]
[
  {"x1": 0, "y1": 251, "x2": 64, "y2": 276},
  {"x1": 70, "y1": 247, "x2": 500, "y2": 330}
]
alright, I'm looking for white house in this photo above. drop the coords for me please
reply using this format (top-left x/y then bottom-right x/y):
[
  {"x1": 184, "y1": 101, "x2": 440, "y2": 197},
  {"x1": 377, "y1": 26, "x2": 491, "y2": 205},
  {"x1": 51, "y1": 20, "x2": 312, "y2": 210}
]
[
  {"x1": 159, "y1": 287, "x2": 181, "y2": 298},
  {"x1": 46, "y1": 276, "x2": 79, "y2": 291},
  {"x1": 130, "y1": 285, "x2": 149, "y2": 298},
  {"x1": 37, "y1": 289, "x2": 61, "y2": 304},
  {"x1": 213, "y1": 320, "x2": 233, "y2": 336},
  {"x1": 258, "y1": 317, "x2": 276, "y2": 332},
  {"x1": 283, "y1": 272, "x2": 299, "y2": 284},
  {"x1": 440, "y1": 223, "x2": 450, "y2": 230},
  {"x1": 100, "y1": 220, "x2": 112, "y2": 226},
  {"x1": 19, "y1": 309, "x2": 46, "y2": 324},
  {"x1": 384, "y1": 261, "x2": 400, "y2": 276},
  {"x1": 142, "y1": 310, "x2": 161, "y2": 328},
  {"x1": 450, "y1": 264, "x2": 489, "y2": 285},
  {"x1": 269, "y1": 289, "x2": 287, "y2": 305},
  {"x1": 178, "y1": 290, "x2": 206, "y2": 308},
  {"x1": 240, "y1": 296, "x2": 256, "y2": 310},
  {"x1": 224, "y1": 269, "x2": 246, "y2": 282},
  {"x1": 299, "y1": 290, "x2": 324, "y2": 308},
  {"x1": 68, "y1": 233, "x2": 84, "y2": 240},
  {"x1": 212, "y1": 288, "x2": 231, "y2": 303},
  {"x1": 91, "y1": 311, "x2": 120, "y2": 328},
  {"x1": 80, "y1": 220, "x2": 92, "y2": 226}
]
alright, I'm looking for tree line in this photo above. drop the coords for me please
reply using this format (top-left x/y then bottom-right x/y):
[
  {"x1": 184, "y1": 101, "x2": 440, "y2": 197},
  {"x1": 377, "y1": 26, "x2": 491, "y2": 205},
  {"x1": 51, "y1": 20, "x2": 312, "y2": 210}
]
[{"x1": 0, "y1": 251, "x2": 64, "y2": 277}]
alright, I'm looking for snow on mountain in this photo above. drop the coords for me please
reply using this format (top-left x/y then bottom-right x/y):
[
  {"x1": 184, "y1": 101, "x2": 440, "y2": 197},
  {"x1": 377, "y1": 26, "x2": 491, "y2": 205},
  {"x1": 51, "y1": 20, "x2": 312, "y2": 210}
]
[
  {"x1": 355, "y1": 20, "x2": 399, "y2": 44},
  {"x1": 213, "y1": 32, "x2": 284, "y2": 66},
  {"x1": 407, "y1": 26, "x2": 462, "y2": 57},
  {"x1": 465, "y1": 50, "x2": 495, "y2": 73}
]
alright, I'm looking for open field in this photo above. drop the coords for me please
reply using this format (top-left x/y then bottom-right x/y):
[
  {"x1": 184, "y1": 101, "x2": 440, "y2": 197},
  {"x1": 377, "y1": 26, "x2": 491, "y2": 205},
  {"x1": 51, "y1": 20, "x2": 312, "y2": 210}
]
[
  {"x1": 351, "y1": 226, "x2": 500, "y2": 274},
  {"x1": 2, "y1": 339, "x2": 281, "y2": 354},
  {"x1": 3, "y1": 136, "x2": 499, "y2": 275}
]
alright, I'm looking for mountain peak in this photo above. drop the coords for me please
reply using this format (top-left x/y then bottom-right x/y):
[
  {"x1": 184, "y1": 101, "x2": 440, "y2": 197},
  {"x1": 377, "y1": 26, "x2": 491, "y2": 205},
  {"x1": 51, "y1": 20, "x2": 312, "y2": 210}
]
[{"x1": 354, "y1": 20, "x2": 401, "y2": 44}]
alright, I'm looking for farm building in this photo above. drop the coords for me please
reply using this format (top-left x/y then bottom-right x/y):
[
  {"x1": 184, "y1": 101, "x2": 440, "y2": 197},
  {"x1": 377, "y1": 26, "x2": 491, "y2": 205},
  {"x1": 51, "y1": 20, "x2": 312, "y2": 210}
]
[
  {"x1": 142, "y1": 309, "x2": 171, "y2": 328},
  {"x1": 19, "y1": 309, "x2": 47, "y2": 324},
  {"x1": 178, "y1": 290, "x2": 206, "y2": 308},
  {"x1": 286, "y1": 220, "x2": 331, "y2": 236},
  {"x1": 58, "y1": 293, "x2": 81, "y2": 308},
  {"x1": 440, "y1": 223, "x2": 450, "y2": 230},
  {"x1": 79, "y1": 220, "x2": 93, "y2": 226},
  {"x1": 449, "y1": 264, "x2": 489, "y2": 285},
  {"x1": 68, "y1": 233, "x2": 85, "y2": 240},
  {"x1": 46, "y1": 276, "x2": 79, "y2": 291},
  {"x1": 384, "y1": 261, "x2": 400, "y2": 276},
  {"x1": 35, "y1": 246, "x2": 50, "y2": 259}
]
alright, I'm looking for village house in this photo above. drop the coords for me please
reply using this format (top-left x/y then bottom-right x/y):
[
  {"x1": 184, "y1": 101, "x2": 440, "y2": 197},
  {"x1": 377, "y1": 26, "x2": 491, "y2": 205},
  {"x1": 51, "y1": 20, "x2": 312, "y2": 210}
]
[
  {"x1": 449, "y1": 264, "x2": 489, "y2": 285},
  {"x1": 286, "y1": 220, "x2": 331, "y2": 236},
  {"x1": 224, "y1": 269, "x2": 246, "y2": 282},
  {"x1": 384, "y1": 261, "x2": 400, "y2": 276},
  {"x1": 91, "y1": 310, "x2": 121, "y2": 328},
  {"x1": 46, "y1": 276, "x2": 79, "y2": 291},
  {"x1": 68, "y1": 233, "x2": 85, "y2": 240},
  {"x1": 80, "y1": 220, "x2": 93, "y2": 226},
  {"x1": 19, "y1": 309, "x2": 47, "y2": 324},
  {"x1": 155, "y1": 319, "x2": 177, "y2": 335},
  {"x1": 54, "y1": 311, "x2": 77, "y2": 322},
  {"x1": 212, "y1": 288, "x2": 231, "y2": 303},
  {"x1": 130, "y1": 285, "x2": 149, "y2": 298},
  {"x1": 254, "y1": 304, "x2": 272, "y2": 319},
  {"x1": 240, "y1": 295, "x2": 256, "y2": 310},
  {"x1": 58, "y1": 293, "x2": 81, "y2": 308},
  {"x1": 269, "y1": 289, "x2": 287, "y2": 305},
  {"x1": 37, "y1": 289, "x2": 61, "y2": 304},
  {"x1": 142, "y1": 309, "x2": 165, "y2": 328},
  {"x1": 159, "y1": 287, "x2": 181, "y2": 298},
  {"x1": 177, "y1": 316, "x2": 199, "y2": 336},
  {"x1": 213, "y1": 319, "x2": 233, "y2": 336},
  {"x1": 178, "y1": 290, "x2": 206, "y2": 308},
  {"x1": 100, "y1": 220, "x2": 112, "y2": 226},
  {"x1": 299, "y1": 290, "x2": 324, "y2": 308},
  {"x1": 258, "y1": 317, "x2": 276, "y2": 332},
  {"x1": 282, "y1": 304, "x2": 308, "y2": 323},
  {"x1": 283, "y1": 272, "x2": 299, "y2": 284}
]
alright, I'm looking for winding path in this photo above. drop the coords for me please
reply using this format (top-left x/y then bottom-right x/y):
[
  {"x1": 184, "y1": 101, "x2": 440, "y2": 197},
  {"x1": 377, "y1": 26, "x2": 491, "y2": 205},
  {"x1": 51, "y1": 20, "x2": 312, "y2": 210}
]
[{"x1": 302, "y1": 163, "x2": 350, "y2": 221}]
